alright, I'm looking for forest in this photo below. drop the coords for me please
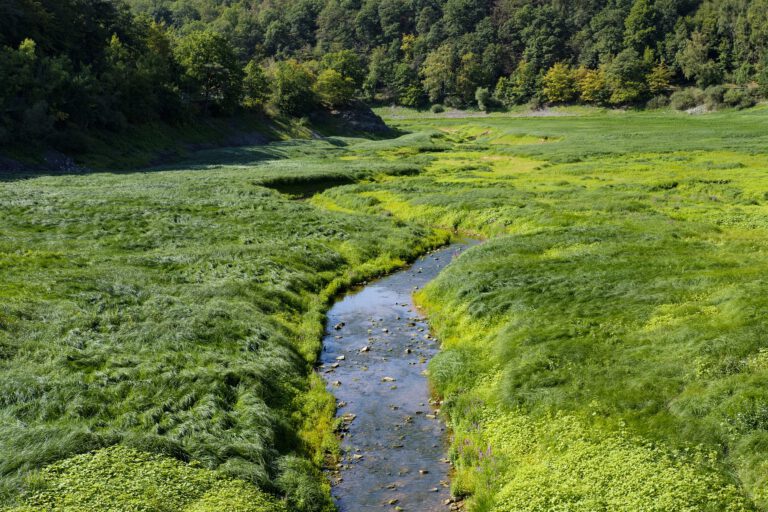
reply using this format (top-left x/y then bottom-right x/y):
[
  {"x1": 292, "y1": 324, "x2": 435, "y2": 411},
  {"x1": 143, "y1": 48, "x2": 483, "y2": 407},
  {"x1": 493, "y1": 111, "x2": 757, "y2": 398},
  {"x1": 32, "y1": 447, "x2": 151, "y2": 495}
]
[{"x1": 3, "y1": 0, "x2": 768, "y2": 153}]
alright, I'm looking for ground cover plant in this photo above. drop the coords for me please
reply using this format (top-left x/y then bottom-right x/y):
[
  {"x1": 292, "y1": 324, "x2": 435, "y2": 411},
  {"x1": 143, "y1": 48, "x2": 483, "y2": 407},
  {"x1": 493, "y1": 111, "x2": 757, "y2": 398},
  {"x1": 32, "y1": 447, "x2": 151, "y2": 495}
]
[
  {"x1": 315, "y1": 106, "x2": 768, "y2": 510},
  {"x1": 0, "y1": 139, "x2": 446, "y2": 510}
]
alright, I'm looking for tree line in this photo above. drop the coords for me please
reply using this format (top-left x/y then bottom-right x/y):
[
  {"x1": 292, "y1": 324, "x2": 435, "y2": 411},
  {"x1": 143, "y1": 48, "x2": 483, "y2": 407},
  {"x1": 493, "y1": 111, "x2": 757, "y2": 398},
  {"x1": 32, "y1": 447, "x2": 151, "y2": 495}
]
[
  {"x1": 3, "y1": 0, "x2": 768, "y2": 148},
  {"x1": 126, "y1": 0, "x2": 768, "y2": 108},
  {"x1": 0, "y1": 0, "x2": 364, "y2": 150}
]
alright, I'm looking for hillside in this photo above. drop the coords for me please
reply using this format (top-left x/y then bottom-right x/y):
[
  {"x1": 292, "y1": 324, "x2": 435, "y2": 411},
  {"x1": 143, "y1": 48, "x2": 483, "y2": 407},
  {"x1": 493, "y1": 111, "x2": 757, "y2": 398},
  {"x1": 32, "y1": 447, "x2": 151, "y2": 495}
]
[{"x1": 3, "y1": 0, "x2": 768, "y2": 161}]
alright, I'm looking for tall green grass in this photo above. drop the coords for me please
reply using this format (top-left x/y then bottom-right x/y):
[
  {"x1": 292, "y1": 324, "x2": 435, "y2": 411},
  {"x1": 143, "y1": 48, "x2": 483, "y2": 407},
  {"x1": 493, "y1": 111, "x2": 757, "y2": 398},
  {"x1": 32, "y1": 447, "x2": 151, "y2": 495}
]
[
  {"x1": 7, "y1": 105, "x2": 768, "y2": 511},
  {"x1": 0, "y1": 140, "x2": 445, "y2": 510},
  {"x1": 318, "y1": 106, "x2": 768, "y2": 511}
]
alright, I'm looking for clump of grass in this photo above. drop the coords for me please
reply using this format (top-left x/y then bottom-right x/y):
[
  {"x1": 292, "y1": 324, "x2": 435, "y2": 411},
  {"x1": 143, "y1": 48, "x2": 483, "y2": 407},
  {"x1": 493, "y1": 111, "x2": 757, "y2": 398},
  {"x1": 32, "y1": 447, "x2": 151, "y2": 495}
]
[
  {"x1": 671, "y1": 88, "x2": 705, "y2": 110},
  {"x1": 481, "y1": 411, "x2": 751, "y2": 512}
]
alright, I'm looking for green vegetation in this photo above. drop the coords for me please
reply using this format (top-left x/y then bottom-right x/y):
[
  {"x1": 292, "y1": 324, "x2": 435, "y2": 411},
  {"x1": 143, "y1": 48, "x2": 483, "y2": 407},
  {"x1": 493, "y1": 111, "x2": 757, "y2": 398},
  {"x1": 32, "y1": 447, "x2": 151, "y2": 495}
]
[
  {"x1": 313, "y1": 106, "x2": 768, "y2": 510},
  {"x1": 0, "y1": 139, "x2": 446, "y2": 510},
  {"x1": 5, "y1": 51, "x2": 768, "y2": 508},
  {"x1": 120, "y1": 0, "x2": 768, "y2": 111},
  {"x1": 5, "y1": 0, "x2": 768, "y2": 159},
  {"x1": 9, "y1": 446, "x2": 286, "y2": 512},
  {"x1": 0, "y1": 1, "x2": 363, "y2": 157}
]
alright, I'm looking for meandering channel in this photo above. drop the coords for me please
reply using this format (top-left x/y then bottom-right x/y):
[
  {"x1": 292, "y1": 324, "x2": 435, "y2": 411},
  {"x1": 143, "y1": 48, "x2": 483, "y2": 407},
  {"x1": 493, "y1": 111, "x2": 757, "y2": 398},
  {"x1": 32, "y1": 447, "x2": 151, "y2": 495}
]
[{"x1": 320, "y1": 241, "x2": 475, "y2": 511}]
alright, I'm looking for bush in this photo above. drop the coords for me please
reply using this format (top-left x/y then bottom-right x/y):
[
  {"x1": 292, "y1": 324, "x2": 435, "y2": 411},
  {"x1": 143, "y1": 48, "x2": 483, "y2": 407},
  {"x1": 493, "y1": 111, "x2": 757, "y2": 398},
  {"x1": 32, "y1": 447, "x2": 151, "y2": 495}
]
[
  {"x1": 606, "y1": 49, "x2": 649, "y2": 105},
  {"x1": 528, "y1": 94, "x2": 545, "y2": 110},
  {"x1": 314, "y1": 69, "x2": 356, "y2": 108},
  {"x1": 542, "y1": 62, "x2": 577, "y2": 104},
  {"x1": 475, "y1": 87, "x2": 491, "y2": 112},
  {"x1": 269, "y1": 59, "x2": 317, "y2": 115},
  {"x1": 431, "y1": 103, "x2": 445, "y2": 113},
  {"x1": 494, "y1": 60, "x2": 539, "y2": 107},
  {"x1": 444, "y1": 95, "x2": 463, "y2": 108},
  {"x1": 703, "y1": 85, "x2": 726, "y2": 110},
  {"x1": 670, "y1": 88, "x2": 704, "y2": 111},
  {"x1": 577, "y1": 68, "x2": 611, "y2": 105},
  {"x1": 242, "y1": 60, "x2": 270, "y2": 110},
  {"x1": 646, "y1": 95, "x2": 670, "y2": 109},
  {"x1": 723, "y1": 87, "x2": 757, "y2": 110},
  {"x1": 647, "y1": 62, "x2": 673, "y2": 95},
  {"x1": 399, "y1": 84, "x2": 425, "y2": 108}
]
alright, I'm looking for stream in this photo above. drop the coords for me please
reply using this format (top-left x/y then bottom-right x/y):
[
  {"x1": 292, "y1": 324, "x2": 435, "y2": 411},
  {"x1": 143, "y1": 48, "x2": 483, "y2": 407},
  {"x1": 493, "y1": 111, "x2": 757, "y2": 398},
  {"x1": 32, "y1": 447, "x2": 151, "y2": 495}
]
[{"x1": 320, "y1": 241, "x2": 475, "y2": 511}]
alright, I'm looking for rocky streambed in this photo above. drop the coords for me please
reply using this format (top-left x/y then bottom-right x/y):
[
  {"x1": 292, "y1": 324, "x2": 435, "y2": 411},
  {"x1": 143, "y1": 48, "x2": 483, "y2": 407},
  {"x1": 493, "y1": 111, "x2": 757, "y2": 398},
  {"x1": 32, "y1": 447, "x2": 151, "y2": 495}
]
[{"x1": 319, "y1": 242, "x2": 475, "y2": 511}]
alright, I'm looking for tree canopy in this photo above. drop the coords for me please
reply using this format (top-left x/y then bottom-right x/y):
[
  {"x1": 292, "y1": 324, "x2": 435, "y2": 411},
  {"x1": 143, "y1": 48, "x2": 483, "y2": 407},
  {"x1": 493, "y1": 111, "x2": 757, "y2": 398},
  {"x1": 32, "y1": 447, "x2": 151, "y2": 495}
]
[{"x1": 3, "y1": 0, "x2": 768, "y2": 149}]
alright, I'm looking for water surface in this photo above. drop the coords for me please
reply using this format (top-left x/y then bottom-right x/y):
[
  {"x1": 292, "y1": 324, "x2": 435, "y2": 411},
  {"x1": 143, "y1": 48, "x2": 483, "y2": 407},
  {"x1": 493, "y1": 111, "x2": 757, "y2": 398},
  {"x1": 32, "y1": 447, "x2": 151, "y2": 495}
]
[{"x1": 320, "y1": 242, "x2": 474, "y2": 511}]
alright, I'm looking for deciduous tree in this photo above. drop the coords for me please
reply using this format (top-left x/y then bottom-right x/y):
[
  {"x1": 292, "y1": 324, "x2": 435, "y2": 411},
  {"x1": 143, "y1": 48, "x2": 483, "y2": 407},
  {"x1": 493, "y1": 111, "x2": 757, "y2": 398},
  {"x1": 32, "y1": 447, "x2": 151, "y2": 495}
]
[
  {"x1": 175, "y1": 31, "x2": 244, "y2": 113},
  {"x1": 269, "y1": 59, "x2": 316, "y2": 115},
  {"x1": 543, "y1": 62, "x2": 577, "y2": 103}
]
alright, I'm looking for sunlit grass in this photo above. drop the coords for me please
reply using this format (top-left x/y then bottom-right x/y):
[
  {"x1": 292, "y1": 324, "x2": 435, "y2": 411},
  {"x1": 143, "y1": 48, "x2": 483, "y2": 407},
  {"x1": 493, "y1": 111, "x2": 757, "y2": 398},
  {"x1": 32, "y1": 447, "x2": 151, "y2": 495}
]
[
  {"x1": 6, "y1": 106, "x2": 768, "y2": 511},
  {"x1": 0, "y1": 140, "x2": 445, "y2": 510},
  {"x1": 320, "y1": 107, "x2": 768, "y2": 511}
]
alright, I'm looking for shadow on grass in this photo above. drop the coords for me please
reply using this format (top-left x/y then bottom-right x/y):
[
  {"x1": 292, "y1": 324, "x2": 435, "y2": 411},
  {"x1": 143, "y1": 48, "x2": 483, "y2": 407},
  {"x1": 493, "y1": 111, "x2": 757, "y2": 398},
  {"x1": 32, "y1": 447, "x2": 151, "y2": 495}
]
[
  {"x1": 0, "y1": 143, "x2": 291, "y2": 182},
  {"x1": 260, "y1": 175, "x2": 357, "y2": 199},
  {"x1": 0, "y1": 127, "x2": 410, "y2": 184}
]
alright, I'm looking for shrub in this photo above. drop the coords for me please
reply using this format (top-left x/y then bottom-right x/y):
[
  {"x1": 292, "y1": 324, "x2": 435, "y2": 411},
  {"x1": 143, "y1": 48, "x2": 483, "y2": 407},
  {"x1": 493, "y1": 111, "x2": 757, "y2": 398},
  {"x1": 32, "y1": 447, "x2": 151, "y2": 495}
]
[
  {"x1": 723, "y1": 87, "x2": 757, "y2": 110},
  {"x1": 646, "y1": 95, "x2": 670, "y2": 109},
  {"x1": 444, "y1": 95, "x2": 463, "y2": 108},
  {"x1": 647, "y1": 62, "x2": 673, "y2": 95},
  {"x1": 399, "y1": 84, "x2": 425, "y2": 107},
  {"x1": 703, "y1": 85, "x2": 726, "y2": 110},
  {"x1": 242, "y1": 60, "x2": 270, "y2": 110},
  {"x1": 495, "y1": 60, "x2": 539, "y2": 107},
  {"x1": 577, "y1": 67, "x2": 611, "y2": 105},
  {"x1": 314, "y1": 69, "x2": 356, "y2": 108},
  {"x1": 670, "y1": 87, "x2": 704, "y2": 110},
  {"x1": 319, "y1": 50, "x2": 365, "y2": 89},
  {"x1": 431, "y1": 103, "x2": 445, "y2": 113},
  {"x1": 269, "y1": 59, "x2": 317, "y2": 115},
  {"x1": 606, "y1": 49, "x2": 649, "y2": 105},
  {"x1": 475, "y1": 87, "x2": 491, "y2": 112},
  {"x1": 528, "y1": 94, "x2": 545, "y2": 110}
]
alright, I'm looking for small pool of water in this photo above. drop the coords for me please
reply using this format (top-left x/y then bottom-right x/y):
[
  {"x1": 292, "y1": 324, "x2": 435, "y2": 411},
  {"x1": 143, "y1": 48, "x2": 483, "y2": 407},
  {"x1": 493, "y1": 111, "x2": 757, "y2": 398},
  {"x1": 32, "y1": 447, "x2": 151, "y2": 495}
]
[{"x1": 320, "y1": 241, "x2": 475, "y2": 511}]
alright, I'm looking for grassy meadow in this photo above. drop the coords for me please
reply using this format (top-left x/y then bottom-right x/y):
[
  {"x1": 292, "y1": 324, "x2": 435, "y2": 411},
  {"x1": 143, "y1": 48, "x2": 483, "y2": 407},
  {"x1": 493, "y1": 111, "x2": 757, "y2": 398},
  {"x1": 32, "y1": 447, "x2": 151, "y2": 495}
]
[
  {"x1": 0, "y1": 140, "x2": 445, "y2": 510},
  {"x1": 318, "y1": 106, "x2": 768, "y2": 511},
  {"x1": 4, "y1": 106, "x2": 768, "y2": 511}
]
